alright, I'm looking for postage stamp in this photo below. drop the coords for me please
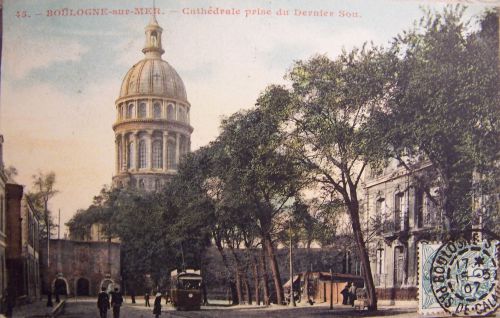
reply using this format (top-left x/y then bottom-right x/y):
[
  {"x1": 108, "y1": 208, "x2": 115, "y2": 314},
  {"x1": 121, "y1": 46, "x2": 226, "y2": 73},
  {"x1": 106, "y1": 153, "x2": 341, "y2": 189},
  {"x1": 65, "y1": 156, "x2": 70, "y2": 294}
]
[
  {"x1": 419, "y1": 234, "x2": 499, "y2": 316},
  {"x1": 418, "y1": 242, "x2": 445, "y2": 315}
]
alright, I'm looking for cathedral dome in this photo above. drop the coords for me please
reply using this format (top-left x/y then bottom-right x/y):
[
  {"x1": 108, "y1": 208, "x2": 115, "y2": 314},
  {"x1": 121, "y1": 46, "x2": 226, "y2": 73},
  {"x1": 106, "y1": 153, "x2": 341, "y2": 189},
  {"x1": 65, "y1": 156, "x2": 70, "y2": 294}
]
[
  {"x1": 117, "y1": 15, "x2": 187, "y2": 102},
  {"x1": 119, "y1": 59, "x2": 187, "y2": 102},
  {"x1": 113, "y1": 16, "x2": 193, "y2": 192}
]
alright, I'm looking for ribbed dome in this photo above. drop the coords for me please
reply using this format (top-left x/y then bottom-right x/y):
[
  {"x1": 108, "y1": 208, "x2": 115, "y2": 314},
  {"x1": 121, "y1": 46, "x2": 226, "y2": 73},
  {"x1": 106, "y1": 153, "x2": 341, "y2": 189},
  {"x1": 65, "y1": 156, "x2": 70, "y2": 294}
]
[{"x1": 119, "y1": 59, "x2": 187, "y2": 101}]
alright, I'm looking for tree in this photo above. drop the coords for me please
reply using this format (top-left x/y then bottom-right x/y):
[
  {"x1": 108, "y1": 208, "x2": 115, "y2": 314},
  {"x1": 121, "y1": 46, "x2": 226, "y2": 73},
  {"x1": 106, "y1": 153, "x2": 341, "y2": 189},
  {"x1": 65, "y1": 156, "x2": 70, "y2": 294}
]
[
  {"x1": 4, "y1": 165, "x2": 18, "y2": 181},
  {"x1": 67, "y1": 184, "x2": 207, "y2": 293},
  {"x1": 27, "y1": 171, "x2": 58, "y2": 240},
  {"x1": 262, "y1": 47, "x2": 393, "y2": 310},
  {"x1": 380, "y1": 7, "x2": 500, "y2": 235},
  {"x1": 214, "y1": 95, "x2": 309, "y2": 305}
]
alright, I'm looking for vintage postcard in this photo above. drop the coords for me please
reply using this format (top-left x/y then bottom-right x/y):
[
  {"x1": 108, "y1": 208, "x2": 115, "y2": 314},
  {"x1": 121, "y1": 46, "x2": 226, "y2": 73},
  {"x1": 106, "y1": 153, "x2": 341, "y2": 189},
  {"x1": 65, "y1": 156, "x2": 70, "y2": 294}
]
[{"x1": 0, "y1": 0, "x2": 498, "y2": 316}]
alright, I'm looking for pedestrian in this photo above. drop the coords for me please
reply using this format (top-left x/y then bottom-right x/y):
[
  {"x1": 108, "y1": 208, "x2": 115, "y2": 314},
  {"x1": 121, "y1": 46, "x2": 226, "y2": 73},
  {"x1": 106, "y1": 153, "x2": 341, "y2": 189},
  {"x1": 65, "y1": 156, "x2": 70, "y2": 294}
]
[
  {"x1": 145, "y1": 292, "x2": 150, "y2": 307},
  {"x1": 201, "y1": 281, "x2": 208, "y2": 306},
  {"x1": 46, "y1": 289, "x2": 53, "y2": 307},
  {"x1": 349, "y1": 283, "x2": 357, "y2": 307},
  {"x1": 2, "y1": 289, "x2": 14, "y2": 318},
  {"x1": 55, "y1": 289, "x2": 60, "y2": 303},
  {"x1": 341, "y1": 284, "x2": 349, "y2": 305},
  {"x1": 164, "y1": 291, "x2": 170, "y2": 305},
  {"x1": 153, "y1": 292, "x2": 162, "y2": 318},
  {"x1": 97, "y1": 287, "x2": 110, "y2": 318},
  {"x1": 130, "y1": 290, "x2": 136, "y2": 304},
  {"x1": 110, "y1": 287, "x2": 124, "y2": 318}
]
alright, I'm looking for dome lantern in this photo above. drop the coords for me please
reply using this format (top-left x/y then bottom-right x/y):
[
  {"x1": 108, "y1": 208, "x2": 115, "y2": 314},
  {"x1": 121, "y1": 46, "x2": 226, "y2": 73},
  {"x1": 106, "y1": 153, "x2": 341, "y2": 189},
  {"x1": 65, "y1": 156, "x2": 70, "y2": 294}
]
[
  {"x1": 142, "y1": 15, "x2": 165, "y2": 58},
  {"x1": 118, "y1": 16, "x2": 187, "y2": 102}
]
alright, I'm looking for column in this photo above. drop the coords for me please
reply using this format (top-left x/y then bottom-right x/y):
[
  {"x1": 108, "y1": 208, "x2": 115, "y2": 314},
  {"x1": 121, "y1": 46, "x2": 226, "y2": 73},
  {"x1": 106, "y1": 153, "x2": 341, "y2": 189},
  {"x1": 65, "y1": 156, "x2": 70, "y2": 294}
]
[
  {"x1": 175, "y1": 132, "x2": 180, "y2": 169},
  {"x1": 115, "y1": 135, "x2": 119, "y2": 174},
  {"x1": 134, "y1": 133, "x2": 139, "y2": 170},
  {"x1": 148, "y1": 99, "x2": 153, "y2": 118},
  {"x1": 147, "y1": 130, "x2": 153, "y2": 170},
  {"x1": 163, "y1": 132, "x2": 168, "y2": 171},
  {"x1": 122, "y1": 135, "x2": 127, "y2": 172}
]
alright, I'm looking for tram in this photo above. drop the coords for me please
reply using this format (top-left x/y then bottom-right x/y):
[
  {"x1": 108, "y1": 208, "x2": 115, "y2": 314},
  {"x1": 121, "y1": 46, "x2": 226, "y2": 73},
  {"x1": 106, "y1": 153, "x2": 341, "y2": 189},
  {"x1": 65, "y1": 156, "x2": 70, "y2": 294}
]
[{"x1": 170, "y1": 269, "x2": 202, "y2": 310}]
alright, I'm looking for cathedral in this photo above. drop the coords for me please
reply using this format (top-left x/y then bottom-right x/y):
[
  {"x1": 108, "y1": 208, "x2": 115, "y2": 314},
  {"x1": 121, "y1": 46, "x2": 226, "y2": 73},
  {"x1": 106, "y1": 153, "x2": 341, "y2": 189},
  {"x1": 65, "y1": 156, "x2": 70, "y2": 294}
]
[{"x1": 112, "y1": 16, "x2": 193, "y2": 191}]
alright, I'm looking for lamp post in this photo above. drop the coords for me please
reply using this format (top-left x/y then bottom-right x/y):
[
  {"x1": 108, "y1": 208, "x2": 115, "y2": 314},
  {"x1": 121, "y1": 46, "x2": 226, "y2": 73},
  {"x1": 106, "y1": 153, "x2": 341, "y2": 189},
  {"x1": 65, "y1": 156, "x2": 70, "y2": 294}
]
[
  {"x1": 329, "y1": 268, "x2": 333, "y2": 310},
  {"x1": 289, "y1": 219, "x2": 296, "y2": 307}
]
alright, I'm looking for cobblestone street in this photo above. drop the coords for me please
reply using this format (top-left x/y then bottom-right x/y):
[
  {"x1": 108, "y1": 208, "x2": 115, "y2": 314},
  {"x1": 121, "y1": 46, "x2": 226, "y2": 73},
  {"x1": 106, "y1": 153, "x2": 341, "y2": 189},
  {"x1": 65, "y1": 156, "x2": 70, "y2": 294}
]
[{"x1": 56, "y1": 297, "x2": 424, "y2": 318}]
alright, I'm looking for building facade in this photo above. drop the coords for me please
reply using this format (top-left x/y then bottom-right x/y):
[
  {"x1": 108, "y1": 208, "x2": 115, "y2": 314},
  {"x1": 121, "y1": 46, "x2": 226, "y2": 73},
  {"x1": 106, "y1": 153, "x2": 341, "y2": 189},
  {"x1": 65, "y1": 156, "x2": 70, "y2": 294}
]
[
  {"x1": 5, "y1": 184, "x2": 41, "y2": 303},
  {"x1": 112, "y1": 16, "x2": 193, "y2": 191},
  {"x1": 0, "y1": 136, "x2": 8, "y2": 307},
  {"x1": 364, "y1": 160, "x2": 439, "y2": 302},
  {"x1": 41, "y1": 239, "x2": 120, "y2": 297}
]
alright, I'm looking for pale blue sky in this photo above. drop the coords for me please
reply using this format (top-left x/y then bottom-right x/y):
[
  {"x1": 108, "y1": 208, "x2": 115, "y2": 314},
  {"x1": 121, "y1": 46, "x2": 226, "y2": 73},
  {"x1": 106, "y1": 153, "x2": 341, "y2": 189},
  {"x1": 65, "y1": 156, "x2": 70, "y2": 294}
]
[{"x1": 0, "y1": 0, "x2": 494, "y2": 232}]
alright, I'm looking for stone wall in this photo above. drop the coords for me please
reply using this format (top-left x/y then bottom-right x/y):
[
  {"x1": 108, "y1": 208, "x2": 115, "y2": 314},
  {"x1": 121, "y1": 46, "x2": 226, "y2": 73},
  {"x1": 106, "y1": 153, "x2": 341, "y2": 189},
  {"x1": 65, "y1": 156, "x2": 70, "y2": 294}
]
[
  {"x1": 203, "y1": 246, "x2": 361, "y2": 301},
  {"x1": 40, "y1": 239, "x2": 121, "y2": 296}
]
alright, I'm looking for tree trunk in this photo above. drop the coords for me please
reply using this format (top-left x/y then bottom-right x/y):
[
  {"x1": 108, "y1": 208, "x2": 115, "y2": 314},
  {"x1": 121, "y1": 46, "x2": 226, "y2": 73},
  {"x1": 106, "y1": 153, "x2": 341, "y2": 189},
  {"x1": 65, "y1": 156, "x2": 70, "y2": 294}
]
[
  {"x1": 229, "y1": 246, "x2": 253, "y2": 305},
  {"x1": 244, "y1": 276, "x2": 252, "y2": 305},
  {"x1": 243, "y1": 253, "x2": 252, "y2": 305},
  {"x1": 259, "y1": 247, "x2": 270, "y2": 305},
  {"x1": 227, "y1": 245, "x2": 243, "y2": 305},
  {"x1": 264, "y1": 233, "x2": 284, "y2": 305},
  {"x1": 214, "y1": 236, "x2": 238, "y2": 305},
  {"x1": 235, "y1": 267, "x2": 242, "y2": 305},
  {"x1": 251, "y1": 251, "x2": 261, "y2": 305},
  {"x1": 347, "y1": 194, "x2": 377, "y2": 311}
]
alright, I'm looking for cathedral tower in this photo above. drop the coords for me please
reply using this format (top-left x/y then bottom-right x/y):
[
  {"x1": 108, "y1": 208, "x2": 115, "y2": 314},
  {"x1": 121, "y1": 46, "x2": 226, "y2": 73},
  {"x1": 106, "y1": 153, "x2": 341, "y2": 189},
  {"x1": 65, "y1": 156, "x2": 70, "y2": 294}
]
[{"x1": 112, "y1": 16, "x2": 192, "y2": 191}]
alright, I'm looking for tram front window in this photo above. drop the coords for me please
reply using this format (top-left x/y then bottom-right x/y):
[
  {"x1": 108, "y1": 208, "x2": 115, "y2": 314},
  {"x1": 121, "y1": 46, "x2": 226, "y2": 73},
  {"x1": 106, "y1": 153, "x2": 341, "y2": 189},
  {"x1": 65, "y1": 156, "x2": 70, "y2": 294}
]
[{"x1": 179, "y1": 279, "x2": 201, "y2": 290}]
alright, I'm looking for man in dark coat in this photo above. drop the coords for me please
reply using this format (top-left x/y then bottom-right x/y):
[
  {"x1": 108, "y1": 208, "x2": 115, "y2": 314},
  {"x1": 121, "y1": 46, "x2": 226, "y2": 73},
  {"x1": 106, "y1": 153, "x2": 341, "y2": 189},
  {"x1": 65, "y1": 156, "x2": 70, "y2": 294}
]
[
  {"x1": 341, "y1": 285, "x2": 349, "y2": 305},
  {"x1": 97, "y1": 287, "x2": 110, "y2": 318},
  {"x1": 2, "y1": 289, "x2": 14, "y2": 318},
  {"x1": 153, "y1": 292, "x2": 162, "y2": 318},
  {"x1": 110, "y1": 287, "x2": 124, "y2": 318},
  {"x1": 145, "y1": 292, "x2": 150, "y2": 307},
  {"x1": 130, "y1": 290, "x2": 136, "y2": 304}
]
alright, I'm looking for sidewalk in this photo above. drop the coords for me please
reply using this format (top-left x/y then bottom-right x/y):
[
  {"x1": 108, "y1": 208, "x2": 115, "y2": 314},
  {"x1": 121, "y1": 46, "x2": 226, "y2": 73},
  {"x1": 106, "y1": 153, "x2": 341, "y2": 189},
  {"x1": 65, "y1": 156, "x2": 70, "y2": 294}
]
[{"x1": 12, "y1": 298, "x2": 65, "y2": 318}]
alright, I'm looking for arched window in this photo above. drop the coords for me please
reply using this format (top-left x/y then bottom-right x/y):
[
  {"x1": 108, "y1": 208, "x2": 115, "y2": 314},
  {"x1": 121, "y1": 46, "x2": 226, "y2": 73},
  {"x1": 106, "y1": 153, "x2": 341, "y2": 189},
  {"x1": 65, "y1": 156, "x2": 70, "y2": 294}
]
[
  {"x1": 127, "y1": 104, "x2": 134, "y2": 119},
  {"x1": 394, "y1": 192, "x2": 405, "y2": 231},
  {"x1": 394, "y1": 246, "x2": 405, "y2": 287},
  {"x1": 179, "y1": 135, "x2": 188, "y2": 157},
  {"x1": 376, "y1": 248, "x2": 385, "y2": 275},
  {"x1": 167, "y1": 104, "x2": 175, "y2": 120},
  {"x1": 150, "y1": 31, "x2": 158, "y2": 47},
  {"x1": 152, "y1": 140, "x2": 163, "y2": 169},
  {"x1": 178, "y1": 106, "x2": 185, "y2": 122},
  {"x1": 127, "y1": 142, "x2": 134, "y2": 169},
  {"x1": 138, "y1": 102, "x2": 147, "y2": 118},
  {"x1": 153, "y1": 103, "x2": 162, "y2": 119},
  {"x1": 138, "y1": 140, "x2": 147, "y2": 169},
  {"x1": 375, "y1": 198, "x2": 386, "y2": 233},
  {"x1": 167, "y1": 139, "x2": 176, "y2": 169},
  {"x1": 416, "y1": 189, "x2": 436, "y2": 228}
]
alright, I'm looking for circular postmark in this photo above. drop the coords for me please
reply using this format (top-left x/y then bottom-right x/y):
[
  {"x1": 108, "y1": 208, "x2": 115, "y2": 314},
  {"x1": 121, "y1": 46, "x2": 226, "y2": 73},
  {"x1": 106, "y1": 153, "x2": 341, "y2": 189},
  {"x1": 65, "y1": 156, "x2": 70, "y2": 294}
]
[{"x1": 430, "y1": 234, "x2": 499, "y2": 316}]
